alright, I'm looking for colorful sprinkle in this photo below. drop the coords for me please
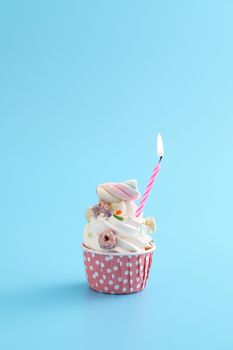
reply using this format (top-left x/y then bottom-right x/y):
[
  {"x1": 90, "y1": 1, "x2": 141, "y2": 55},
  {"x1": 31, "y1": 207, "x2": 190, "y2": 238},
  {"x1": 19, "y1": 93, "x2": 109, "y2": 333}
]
[
  {"x1": 114, "y1": 210, "x2": 122, "y2": 215},
  {"x1": 113, "y1": 214, "x2": 124, "y2": 221}
]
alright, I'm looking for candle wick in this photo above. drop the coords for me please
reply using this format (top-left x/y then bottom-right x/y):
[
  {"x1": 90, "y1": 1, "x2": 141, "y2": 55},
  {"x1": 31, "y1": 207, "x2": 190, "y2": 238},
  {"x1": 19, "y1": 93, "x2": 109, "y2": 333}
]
[{"x1": 159, "y1": 156, "x2": 163, "y2": 163}]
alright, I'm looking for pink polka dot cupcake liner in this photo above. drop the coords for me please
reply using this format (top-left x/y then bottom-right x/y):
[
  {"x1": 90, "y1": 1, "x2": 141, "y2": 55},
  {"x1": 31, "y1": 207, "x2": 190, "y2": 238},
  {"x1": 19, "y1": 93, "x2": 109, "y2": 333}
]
[{"x1": 82, "y1": 244, "x2": 155, "y2": 294}]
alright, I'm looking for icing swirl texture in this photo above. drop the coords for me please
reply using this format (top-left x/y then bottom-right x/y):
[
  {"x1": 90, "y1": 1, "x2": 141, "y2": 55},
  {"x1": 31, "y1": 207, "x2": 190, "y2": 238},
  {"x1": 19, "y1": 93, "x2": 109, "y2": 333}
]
[{"x1": 83, "y1": 179, "x2": 156, "y2": 253}]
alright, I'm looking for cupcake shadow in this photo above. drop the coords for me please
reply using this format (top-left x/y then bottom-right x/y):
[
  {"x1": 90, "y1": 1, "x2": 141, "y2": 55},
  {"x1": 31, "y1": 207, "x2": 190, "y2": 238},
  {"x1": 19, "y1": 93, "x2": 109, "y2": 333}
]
[{"x1": 0, "y1": 279, "x2": 110, "y2": 315}]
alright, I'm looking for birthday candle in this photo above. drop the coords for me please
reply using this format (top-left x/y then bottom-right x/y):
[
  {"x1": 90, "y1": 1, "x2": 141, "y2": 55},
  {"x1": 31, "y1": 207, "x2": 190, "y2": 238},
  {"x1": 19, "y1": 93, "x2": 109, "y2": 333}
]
[{"x1": 135, "y1": 133, "x2": 164, "y2": 217}]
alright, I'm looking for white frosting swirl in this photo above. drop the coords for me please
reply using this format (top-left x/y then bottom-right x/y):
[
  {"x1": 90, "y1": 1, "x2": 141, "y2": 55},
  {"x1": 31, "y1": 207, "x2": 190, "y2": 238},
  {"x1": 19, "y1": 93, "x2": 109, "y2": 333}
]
[
  {"x1": 83, "y1": 179, "x2": 155, "y2": 253},
  {"x1": 83, "y1": 200, "x2": 154, "y2": 253}
]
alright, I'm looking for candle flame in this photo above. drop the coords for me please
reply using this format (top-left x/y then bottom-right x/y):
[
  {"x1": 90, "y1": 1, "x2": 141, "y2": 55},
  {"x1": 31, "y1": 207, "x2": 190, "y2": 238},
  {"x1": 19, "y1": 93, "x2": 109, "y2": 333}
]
[{"x1": 157, "y1": 133, "x2": 164, "y2": 158}]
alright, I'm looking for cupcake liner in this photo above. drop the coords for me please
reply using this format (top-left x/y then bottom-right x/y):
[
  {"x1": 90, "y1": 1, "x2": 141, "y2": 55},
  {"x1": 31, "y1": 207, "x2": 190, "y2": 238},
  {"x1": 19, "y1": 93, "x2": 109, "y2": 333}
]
[{"x1": 82, "y1": 244, "x2": 155, "y2": 294}]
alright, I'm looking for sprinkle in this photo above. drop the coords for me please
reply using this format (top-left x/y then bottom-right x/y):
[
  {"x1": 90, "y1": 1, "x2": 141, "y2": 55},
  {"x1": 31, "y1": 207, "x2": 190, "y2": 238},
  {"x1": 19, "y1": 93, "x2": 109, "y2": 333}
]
[{"x1": 113, "y1": 214, "x2": 123, "y2": 221}]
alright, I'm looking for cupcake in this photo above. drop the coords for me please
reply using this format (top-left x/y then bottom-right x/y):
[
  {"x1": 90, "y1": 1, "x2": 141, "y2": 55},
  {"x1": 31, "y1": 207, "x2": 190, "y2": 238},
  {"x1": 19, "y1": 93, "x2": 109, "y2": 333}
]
[{"x1": 82, "y1": 179, "x2": 156, "y2": 294}]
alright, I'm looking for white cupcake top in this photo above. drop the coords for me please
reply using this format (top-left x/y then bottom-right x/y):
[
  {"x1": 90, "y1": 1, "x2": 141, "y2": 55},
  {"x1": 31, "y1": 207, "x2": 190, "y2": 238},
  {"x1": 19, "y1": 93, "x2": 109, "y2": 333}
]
[{"x1": 83, "y1": 180, "x2": 156, "y2": 254}]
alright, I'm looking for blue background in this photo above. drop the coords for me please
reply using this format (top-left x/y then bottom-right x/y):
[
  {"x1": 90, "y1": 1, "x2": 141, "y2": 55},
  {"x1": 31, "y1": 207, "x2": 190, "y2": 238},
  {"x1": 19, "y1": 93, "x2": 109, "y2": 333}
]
[{"x1": 1, "y1": 0, "x2": 233, "y2": 349}]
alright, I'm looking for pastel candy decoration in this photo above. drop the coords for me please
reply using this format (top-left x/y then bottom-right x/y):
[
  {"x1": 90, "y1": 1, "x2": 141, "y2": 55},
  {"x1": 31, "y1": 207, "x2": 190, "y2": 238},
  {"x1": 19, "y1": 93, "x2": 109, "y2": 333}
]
[
  {"x1": 144, "y1": 217, "x2": 156, "y2": 232},
  {"x1": 85, "y1": 207, "x2": 92, "y2": 222},
  {"x1": 96, "y1": 179, "x2": 140, "y2": 203},
  {"x1": 98, "y1": 230, "x2": 117, "y2": 249}
]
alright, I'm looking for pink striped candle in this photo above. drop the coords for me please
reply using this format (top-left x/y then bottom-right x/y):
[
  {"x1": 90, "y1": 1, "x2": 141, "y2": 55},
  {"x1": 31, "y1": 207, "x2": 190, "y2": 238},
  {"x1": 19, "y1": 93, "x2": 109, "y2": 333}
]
[{"x1": 136, "y1": 133, "x2": 164, "y2": 217}]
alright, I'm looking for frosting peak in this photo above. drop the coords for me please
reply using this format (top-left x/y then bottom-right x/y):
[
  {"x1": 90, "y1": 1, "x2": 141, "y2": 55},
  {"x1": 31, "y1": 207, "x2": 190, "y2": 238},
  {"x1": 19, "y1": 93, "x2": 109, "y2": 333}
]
[{"x1": 96, "y1": 179, "x2": 140, "y2": 203}]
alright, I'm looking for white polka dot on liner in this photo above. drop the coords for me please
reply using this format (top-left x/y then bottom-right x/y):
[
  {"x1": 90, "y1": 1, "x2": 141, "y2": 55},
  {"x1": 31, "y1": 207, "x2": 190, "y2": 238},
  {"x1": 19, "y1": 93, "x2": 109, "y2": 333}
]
[
  {"x1": 123, "y1": 287, "x2": 127, "y2": 292},
  {"x1": 125, "y1": 271, "x2": 129, "y2": 275},
  {"x1": 130, "y1": 280, "x2": 133, "y2": 285},
  {"x1": 114, "y1": 285, "x2": 119, "y2": 290},
  {"x1": 95, "y1": 260, "x2": 100, "y2": 265},
  {"x1": 129, "y1": 271, "x2": 133, "y2": 276},
  {"x1": 91, "y1": 253, "x2": 95, "y2": 257},
  {"x1": 104, "y1": 287, "x2": 108, "y2": 291},
  {"x1": 108, "y1": 280, "x2": 113, "y2": 285},
  {"x1": 89, "y1": 266, "x2": 93, "y2": 271},
  {"x1": 111, "y1": 274, "x2": 115, "y2": 279},
  {"x1": 101, "y1": 263, "x2": 105, "y2": 268},
  {"x1": 99, "y1": 279, "x2": 104, "y2": 284},
  {"x1": 136, "y1": 269, "x2": 139, "y2": 274},
  {"x1": 105, "y1": 256, "x2": 110, "y2": 262},
  {"x1": 123, "y1": 279, "x2": 128, "y2": 284},
  {"x1": 103, "y1": 275, "x2": 106, "y2": 280},
  {"x1": 137, "y1": 284, "x2": 140, "y2": 289},
  {"x1": 135, "y1": 261, "x2": 139, "y2": 265},
  {"x1": 126, "y1": 262, "x2": 132, "y2": 267},
  {"x1": 136, "y1": 277, "x2": 140, "y2": 282},
  {"x1": 130, "y1": 287, "x2": 134, "y2": 292},
  {"x1": 118, "y1": 277, "x2": 122, "y2": 282},
  {"x1": 107, "y1": 268, "x2": 111, "y2": 273},
  {"x1": 113, "y1": 266, "x2": 119, "y2": 271},
  {"x1": 87, "y1": 257, "x2": 91, "y2": 262}
]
